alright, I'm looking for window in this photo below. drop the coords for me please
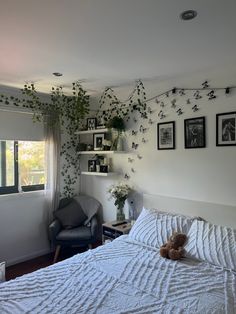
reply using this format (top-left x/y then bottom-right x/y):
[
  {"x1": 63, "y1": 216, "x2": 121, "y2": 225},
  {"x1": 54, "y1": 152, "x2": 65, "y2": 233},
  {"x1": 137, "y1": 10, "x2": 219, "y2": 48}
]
[{"x1": 0, "y1": 140, "x2": 45, "y2": 195}]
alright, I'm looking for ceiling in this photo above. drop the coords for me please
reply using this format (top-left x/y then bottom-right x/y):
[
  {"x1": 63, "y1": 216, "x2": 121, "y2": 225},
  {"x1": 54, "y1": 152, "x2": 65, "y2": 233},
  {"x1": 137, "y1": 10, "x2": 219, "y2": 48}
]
[{"x1": 0, "y1": 0, "x2": 236, "y2": 95}]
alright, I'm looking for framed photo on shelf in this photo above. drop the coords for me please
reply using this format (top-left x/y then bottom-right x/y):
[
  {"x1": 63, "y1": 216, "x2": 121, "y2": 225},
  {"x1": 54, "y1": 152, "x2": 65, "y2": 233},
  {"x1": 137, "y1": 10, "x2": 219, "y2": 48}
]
[
  {"x1": 157, "y1": 121, "x2": 175, "y2": 150},
  {"x1": 216, "y1": 111, "x2": 236, "y2": 146},
  {"x1": 87, "y1": 118, "x2": 97, "y2": 130},
  {"x1": 93, "y1": 133, "x2": 105, "y2": 151},
  {"x1": 184, "y1": 116, "x2": 206, "y2": 149},
  {"x1": 88, "y1": 160, "x2": 96, "y2": 172}
]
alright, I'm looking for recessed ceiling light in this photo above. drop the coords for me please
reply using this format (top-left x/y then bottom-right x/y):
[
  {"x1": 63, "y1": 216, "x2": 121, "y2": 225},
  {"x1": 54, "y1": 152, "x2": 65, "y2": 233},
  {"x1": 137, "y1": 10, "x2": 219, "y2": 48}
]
[
  {"x1": 53, "y1": 72, "x2": 63, "y2": 77},
  {"x1": 180, "y1": 10, "x2": 197, "y2": 21}
]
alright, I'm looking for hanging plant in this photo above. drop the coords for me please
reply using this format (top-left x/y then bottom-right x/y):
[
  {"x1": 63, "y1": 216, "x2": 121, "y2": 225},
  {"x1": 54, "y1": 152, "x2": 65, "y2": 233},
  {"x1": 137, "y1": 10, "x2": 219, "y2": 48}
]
[{"x1": 0, "y1": 81, "x2": 90, "y2": 198}]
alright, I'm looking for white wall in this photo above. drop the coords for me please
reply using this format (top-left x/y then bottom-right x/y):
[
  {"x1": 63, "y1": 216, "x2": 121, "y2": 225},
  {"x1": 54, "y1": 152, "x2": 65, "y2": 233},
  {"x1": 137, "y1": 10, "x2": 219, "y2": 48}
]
[
  {"x1": 0, "y1": 192, "x2": 50, "y2": 266},
  {"x1": 0, "y1": 85, "x2": 51, "y2": 266},
  {"x1": 81, "y1": 64, "x2": 236, "y2": 222}
]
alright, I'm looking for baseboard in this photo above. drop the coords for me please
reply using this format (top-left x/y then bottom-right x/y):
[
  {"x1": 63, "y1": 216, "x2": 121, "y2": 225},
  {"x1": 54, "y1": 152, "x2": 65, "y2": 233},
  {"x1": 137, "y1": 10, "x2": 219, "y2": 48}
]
[{"x1": 6, "y1": 248, "x2": 53, "y2": 267}]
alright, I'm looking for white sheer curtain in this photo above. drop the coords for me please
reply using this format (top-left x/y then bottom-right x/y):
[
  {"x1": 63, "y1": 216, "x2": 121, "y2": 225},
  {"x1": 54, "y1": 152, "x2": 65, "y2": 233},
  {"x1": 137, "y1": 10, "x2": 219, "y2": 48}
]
[{"x1": 45, "y1": 116, "x2": 61, "y2": 222}]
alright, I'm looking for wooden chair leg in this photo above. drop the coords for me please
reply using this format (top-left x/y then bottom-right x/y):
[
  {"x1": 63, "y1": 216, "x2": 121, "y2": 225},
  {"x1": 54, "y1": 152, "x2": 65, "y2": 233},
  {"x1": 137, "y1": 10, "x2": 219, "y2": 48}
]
[{"x1": 53, "y1": 245, "x2": 61, "y2": 264}]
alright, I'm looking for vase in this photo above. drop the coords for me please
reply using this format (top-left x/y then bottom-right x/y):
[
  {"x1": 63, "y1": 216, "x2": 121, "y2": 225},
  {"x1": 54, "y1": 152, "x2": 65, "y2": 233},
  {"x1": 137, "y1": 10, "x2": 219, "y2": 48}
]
[
  {"x1": 116, "y1": 135, "x2": 123, "y2": 151},
  {"x1": 116, "y1": 206, "x2": 125, "y2": 221},
  {"x1": 111, "y1": 131, "x2": 123, "y2": 151}
]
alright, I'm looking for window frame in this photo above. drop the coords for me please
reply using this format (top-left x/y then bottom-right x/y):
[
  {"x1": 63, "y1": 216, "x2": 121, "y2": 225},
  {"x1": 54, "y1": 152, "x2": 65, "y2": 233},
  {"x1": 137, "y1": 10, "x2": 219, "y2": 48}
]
[{"x1": 0, "y1": 140, "x2": 45, "y2": 195}]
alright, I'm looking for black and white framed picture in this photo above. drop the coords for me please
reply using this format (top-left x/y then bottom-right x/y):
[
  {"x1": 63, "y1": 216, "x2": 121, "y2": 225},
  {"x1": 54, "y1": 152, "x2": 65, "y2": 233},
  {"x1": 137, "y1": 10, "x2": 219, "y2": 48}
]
[
  {"x1": 157, "y1": 121, "x2": 175, "y2": 150},
  {"x1": 87, "y1": 118, "x2": 97, "y2": 130},
  {"x1": 216, "y1": 111, "x2": 236, "y2": 146},
  {"x1": 184, "y1": 116, "x2": 206, "y2": 149},
  {"x1": 88, "y1": 160, "x2": 96, "y2": 172},
  {"x1": 93, "y1": 133, "x2": 105, "y2": 151}
]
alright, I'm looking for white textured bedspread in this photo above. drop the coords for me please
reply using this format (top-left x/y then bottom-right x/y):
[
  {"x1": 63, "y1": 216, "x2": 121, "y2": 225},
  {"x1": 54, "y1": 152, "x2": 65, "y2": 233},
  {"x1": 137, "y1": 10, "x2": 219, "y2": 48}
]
[{"x1": 0, "y1": 236, "x2": 236, "y2": 314}]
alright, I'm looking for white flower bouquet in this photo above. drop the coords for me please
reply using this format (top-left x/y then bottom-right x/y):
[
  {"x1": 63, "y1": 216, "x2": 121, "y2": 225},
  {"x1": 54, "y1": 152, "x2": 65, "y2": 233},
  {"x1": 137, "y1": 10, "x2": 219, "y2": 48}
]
[{"x1": 108, "y1": 183, "x2": 132, "y2": 220}]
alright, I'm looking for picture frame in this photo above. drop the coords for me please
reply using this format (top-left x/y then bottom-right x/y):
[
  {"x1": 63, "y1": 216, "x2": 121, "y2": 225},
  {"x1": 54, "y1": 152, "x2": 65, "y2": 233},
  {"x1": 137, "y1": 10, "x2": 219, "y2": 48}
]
[
  {"x1": 157, "y1": 121, "x2": 175, "y2": 150},
  {"x1": 88, "y1": 160, "x2": 96, "y2": 172},
  {"x1": 184, "y1": 116, "x2": 206, "y2": 149},
  {"x1": 87, "y1": 118, "x2": 97, "y2": 130},
  {"x1": 93, "y1": 133, "x2": 105, "y2": 151},
  {"x1": 216, "y1": 111, "x2": 236, "y2": 146}
]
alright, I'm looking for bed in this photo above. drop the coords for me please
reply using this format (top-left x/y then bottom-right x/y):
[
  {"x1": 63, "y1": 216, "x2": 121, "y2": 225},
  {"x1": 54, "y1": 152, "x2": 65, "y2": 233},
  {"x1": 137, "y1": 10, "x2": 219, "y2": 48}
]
[{"x1": 0, "y1": 194, "x2": 236, "y2": 313}]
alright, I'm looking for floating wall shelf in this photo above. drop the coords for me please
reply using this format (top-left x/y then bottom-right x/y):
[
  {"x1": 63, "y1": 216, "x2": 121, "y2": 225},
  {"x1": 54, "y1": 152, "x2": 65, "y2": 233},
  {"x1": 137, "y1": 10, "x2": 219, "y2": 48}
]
[
  {"x1": 75, "y1": 128, "x2": 109, "y2": 135},
  {"x1": 78, "y1": 150, "x2": 126, "y2": 155},
  {"x1": 80, "y1": 171, "x2": 118, "y2": 177}
]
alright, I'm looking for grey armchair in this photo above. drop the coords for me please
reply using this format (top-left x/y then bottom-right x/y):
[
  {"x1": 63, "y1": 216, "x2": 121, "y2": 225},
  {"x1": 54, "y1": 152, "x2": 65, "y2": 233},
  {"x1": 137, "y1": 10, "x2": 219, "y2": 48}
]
[{"x1": 49, "y1": 195, "x2": 101, "y2": 263}]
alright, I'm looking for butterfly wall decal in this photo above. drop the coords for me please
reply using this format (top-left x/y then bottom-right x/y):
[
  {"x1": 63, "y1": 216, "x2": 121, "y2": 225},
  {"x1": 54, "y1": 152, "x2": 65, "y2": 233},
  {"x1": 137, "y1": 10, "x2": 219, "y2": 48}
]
[
  {"x1": 193, "y1": 91, "x2": 202, "y2": 100},
  {"x1": 147, "y1": 107, "x2": 153, "y2": 114},
  {"x1": 192, "y1": 104, "x2": 199, "y2": 112},
  {"x1": 139, "y1": 125, "x2": 148, "y2": 133},
  {"x1": 124, "y1": 173, "x2": 130, "y2": 180},
  {"x1": 132, "y1": 142, "x2": 139, "y2": 150},
  {"x1": 128, "y1": 157, "x2": 134, "y2": 163},
  {"x1": 132, "y1": 130, "x2": 138, "y2": 136},
  {"x1": 207, "y1": 90, "x2": 216, "y2": 100},
  {"x1": 176, "y1": 108, "x2": 183, "y2": 115},
  {"x1": 158, "y1": 110, "x2": 166, "y2": 119},
  {"x1": 202, "y1": 80, "x2": 209, "y2": 89},
  {"x1": 171, "y1": 99, "x2": 177, "y2": 108}
]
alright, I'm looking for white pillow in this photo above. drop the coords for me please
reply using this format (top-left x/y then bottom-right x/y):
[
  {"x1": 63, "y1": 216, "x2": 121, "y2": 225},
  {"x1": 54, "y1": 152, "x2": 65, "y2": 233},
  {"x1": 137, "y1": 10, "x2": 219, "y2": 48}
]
[
  {"x1": 129, "y1": 207, "x2": 193, "y2": 249},
  {"x1": 185, "y1": 220, "x2": 236, "y2": 271}
]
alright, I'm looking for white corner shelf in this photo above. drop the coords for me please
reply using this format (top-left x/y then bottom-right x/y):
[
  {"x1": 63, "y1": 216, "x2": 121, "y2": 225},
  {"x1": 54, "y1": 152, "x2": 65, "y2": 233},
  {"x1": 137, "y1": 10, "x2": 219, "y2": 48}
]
[
  {"x1": 78, "y1": 150, "x2": 126, "y2": 155},
  {"x1": 80, "y1": 171, "x2": 117, "y2": 177},
  {"x1": 75, "y1": 128, "x2": 109, "y2": 135}
]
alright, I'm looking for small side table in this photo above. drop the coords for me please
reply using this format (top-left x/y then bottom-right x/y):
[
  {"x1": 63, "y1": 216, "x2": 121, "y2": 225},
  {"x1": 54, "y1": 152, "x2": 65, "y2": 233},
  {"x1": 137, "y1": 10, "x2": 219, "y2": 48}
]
[{"x1": 102, "y1": 220, "x2": 132, "y2": 243}]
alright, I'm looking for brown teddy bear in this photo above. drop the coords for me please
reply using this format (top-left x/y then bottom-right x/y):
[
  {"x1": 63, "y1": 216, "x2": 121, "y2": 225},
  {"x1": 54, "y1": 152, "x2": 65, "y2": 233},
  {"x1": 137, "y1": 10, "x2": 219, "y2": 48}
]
[{"x1": 160, "y1": 232, "x2": 187, "y2": 260}]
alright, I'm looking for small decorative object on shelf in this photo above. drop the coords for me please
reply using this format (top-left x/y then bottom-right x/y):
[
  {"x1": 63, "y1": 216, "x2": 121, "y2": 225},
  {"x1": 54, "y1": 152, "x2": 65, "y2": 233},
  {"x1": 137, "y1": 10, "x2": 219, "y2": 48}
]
[
  {"x1": 78, "y1": 143, "x2": 87, "y2": 151},
  {"x1": 93, "y1": 133, "x2": 105, "y2": 151},
  {"x1": 87, "y1": 144, "x2": 93, "y2": 151},
  {"x1": 106, "y1": 117, "x2": 125, "y2": 151},
  {"x1": 88, "y1": 160, "x2": 96, "y2": 172},
  {"x1": 100, "y1": 165, "x2": 108, "y2": 173},
  {"x1": 103, "y1": 139, "x2": 112, "y2": 151},
  {"x1": 108, "y1": 183, "x2": 132, "y2": 221},
  {"x1": 87, "y1": 118, "x2": 97, "y2": 130}
]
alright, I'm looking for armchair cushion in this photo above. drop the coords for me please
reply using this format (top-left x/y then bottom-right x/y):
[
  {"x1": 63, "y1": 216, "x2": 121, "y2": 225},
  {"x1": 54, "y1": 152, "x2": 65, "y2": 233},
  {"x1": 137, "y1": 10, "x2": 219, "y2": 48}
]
[
  {"x1": 56, "y1": 226, "x2": 91, "y2": 241},
  {"x1": 55, "y1": 199, "x2": 87, "y2": 229}
]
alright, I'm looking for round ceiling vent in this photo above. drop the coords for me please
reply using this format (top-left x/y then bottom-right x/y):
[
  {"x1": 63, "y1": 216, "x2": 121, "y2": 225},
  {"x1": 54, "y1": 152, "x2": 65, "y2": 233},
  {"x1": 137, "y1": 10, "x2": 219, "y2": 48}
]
[
  {"x1": 53, "y1": 72, "x2": 63, "y2": 77},
  {"x1": 180, "y1": 10, "x2": 197, "y2": 21}
]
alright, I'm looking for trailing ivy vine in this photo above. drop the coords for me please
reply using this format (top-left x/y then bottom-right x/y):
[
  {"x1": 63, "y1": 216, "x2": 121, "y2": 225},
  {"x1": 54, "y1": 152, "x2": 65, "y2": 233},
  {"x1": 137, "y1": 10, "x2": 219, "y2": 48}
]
[
  {"x1": 0, "y1": 81, "x2": 90, "y2": 198},
  {"x1": 96, "y1": 80, "x2": 148, "y2": 123}
]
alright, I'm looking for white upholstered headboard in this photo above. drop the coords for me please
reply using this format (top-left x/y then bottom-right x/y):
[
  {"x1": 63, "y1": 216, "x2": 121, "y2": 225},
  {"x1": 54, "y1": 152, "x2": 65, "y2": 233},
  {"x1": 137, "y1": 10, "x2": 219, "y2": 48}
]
[{"x1": 143, "y1": 193, "x2": 236, "y2": 229}]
